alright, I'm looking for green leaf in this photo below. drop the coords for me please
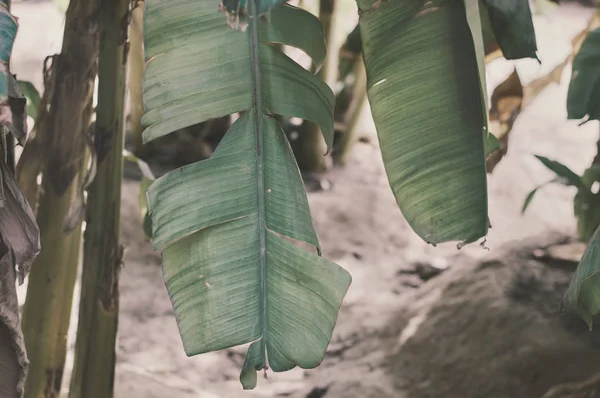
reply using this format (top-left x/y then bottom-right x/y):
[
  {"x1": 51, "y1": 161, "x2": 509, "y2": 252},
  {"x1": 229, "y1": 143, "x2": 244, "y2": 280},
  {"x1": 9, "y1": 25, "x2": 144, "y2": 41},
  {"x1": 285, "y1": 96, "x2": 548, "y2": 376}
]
[
  {"x1": 143, "y1": 0, "x2": 350, "y2": 389},
  {"x1": 567, "y1": 29, "x2": 600, "y2": 123},
  {"x1": 140, "y1": 177, "x2": 153, "y2": 239},
  {"x1": 563, "y1": 226, "x2": 600, "y2": 328},
  {"x1": 521, "y1": 177, "x2": 573, "y2": 214},
  {"x1": 356, "y1": 0, "x2": 488, "y2": 245},
  {"x1": 573, "y1": 165, "x2": 600, "y2": 241},
  {"x1": 521, "y1": 188, "x2": 539, "y2": 214},
  {"x1": 479, "y1": 0, "x2": 538, "y2": 60},
  {"x1": 574, "y1": 188, "x2": 600, "y2": 242},
  {"x1": 123, "y1": 150, "x2": 156, "y2": 239},
  {"x1": 123, "y1": 150, "x2": 156, "y2": 181},
  {"x1": 16, "y1": 81, "x2": 40, "y2": 121},
  {"x1": 483, "y1": 131, "x2": 499, "y2": 157},
  {"x1": 534, "y1": 155, "x2": 582, "y2": 187},
  {"x1": 527, "y1": 160, "x2": 599, "y2": 240}
]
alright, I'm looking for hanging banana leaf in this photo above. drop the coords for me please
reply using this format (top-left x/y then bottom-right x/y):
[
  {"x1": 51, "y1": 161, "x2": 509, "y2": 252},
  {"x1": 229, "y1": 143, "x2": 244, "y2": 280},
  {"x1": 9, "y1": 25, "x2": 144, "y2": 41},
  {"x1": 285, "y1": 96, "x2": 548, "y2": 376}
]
[
  {"x1": 143, "y1": 0, "x2": 351, "y2": 389},
  {"x1": 563, "y1": 226, "x2": 600, "y2": 328},
  {"x1": 0, "y1": 2, "x2": 41, "y2": 397},
  {"x1": 356, "y1": 0, "x2": 489, "y2": 245},
  {"x1": 479, "y1": 0, "x2": 539, "y2": 60},
  {"x1": 567, "y1": 28, "x2": 600, "y2": 123}
]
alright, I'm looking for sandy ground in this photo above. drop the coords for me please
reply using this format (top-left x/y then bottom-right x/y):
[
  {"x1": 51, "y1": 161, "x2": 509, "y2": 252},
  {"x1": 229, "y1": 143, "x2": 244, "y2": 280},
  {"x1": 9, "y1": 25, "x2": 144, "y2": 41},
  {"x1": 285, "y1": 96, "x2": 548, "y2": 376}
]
[{"x1": 9, "y1": 0, "x2": 600, "y2": 397}]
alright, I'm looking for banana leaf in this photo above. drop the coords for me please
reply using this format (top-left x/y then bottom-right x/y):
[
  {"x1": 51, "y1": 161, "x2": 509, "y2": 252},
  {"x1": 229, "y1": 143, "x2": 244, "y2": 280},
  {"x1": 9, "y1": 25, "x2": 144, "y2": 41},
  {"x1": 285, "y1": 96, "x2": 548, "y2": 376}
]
[
  {"x1": 143, "y1": 0, "x2": 351, "y2": 389},
  {"x1": 356, "y1": 0, "x2": 489, "y2": 245}
]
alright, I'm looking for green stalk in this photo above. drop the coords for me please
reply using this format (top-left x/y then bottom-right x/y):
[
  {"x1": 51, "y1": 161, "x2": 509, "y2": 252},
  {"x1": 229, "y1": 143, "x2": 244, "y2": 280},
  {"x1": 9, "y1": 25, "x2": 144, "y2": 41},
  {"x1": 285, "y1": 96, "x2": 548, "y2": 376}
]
[
  {"x1": 68, "y1": 0, "x2": 129, "y2": 396},
  {"x1": 332, "y1": 57, "x2": 367, "y2": 165},
  {"x1": 291, "y1": 0, "x2": 336, "y2": 173},
  {"x1": 20, "y1": 169, "x2": 84, "y2": 398},
  {"x1": 20, "y1": 0, "x2": 100, "y2": 396},
  {"x1": 127, "y1": 6, "x2": 145, "y2": 157}
]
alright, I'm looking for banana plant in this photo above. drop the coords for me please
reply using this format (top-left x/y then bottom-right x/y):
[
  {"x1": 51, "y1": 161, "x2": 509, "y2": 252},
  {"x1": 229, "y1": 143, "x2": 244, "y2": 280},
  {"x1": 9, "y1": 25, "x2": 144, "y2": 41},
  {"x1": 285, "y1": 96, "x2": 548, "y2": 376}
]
[
  {"x1": 143, "y1": 0, "x2": 351, "y2": 389},
  {"x1": 142, "y1": 0, "x2": 540, "y2": 388},
  {"x1": 557, "y1": 25, "x2": 600, "y2": 329}
]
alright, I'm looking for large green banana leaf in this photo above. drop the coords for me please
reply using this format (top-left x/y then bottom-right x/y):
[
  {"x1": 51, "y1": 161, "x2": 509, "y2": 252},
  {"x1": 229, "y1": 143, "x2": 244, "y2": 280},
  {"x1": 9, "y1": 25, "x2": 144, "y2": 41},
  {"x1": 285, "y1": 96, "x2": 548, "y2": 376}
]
[
  {"x1": 567, "y1": 28, "x2": 600, "y2": 123},
  {"x1": 142, "y1": 0, "x2": 351, "y2": 389},
  {"x1": 356, "y1": 0, "x2": 489, "y2": 245}
]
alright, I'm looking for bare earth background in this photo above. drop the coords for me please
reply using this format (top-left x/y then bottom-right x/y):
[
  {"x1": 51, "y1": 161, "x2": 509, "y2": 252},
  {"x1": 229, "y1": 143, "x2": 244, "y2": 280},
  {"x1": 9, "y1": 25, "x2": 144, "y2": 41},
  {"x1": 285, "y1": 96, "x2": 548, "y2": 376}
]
[{"x1": 10, "y1": 1, "x2": 600, "y2": 397}]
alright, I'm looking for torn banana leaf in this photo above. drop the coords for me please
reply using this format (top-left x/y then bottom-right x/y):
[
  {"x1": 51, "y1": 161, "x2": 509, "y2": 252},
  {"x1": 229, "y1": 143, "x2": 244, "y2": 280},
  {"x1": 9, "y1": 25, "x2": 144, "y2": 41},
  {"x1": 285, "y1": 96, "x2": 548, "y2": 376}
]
[
  {"x1": 357, "y1": 0, "x2": 489, "y2": 245},
  {"x1": 143, "y1": 0, "x2": 350, "y2": 389},
  {"x1": 0, "y1": 2, "x2": 40, "y2": 397},
  {"x1": 567, "y1": 28, "x2": 600, "y2": 123}
]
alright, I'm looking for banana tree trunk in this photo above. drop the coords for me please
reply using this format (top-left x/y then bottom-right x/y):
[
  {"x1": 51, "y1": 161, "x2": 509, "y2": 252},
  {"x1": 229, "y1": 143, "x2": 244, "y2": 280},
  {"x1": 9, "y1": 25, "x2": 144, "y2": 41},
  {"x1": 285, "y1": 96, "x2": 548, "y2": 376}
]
[
  {"x1": 19, "y1": 0, "x2": 100, "y2": 396},
  {"x1": 68, "y1": 1, "x2": 129, "y2": 397}
]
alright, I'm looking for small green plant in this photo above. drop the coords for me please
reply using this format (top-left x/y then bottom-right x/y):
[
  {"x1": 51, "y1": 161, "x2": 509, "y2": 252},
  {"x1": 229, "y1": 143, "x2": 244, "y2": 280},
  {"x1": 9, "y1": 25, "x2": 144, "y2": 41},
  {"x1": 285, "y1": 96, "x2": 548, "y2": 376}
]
[
  {"x1": 521, "y1": 24, "x2": 600, "y2": 327},
  {"x1": 522, "y1": 27, "x2": 600, "y2": 242}
]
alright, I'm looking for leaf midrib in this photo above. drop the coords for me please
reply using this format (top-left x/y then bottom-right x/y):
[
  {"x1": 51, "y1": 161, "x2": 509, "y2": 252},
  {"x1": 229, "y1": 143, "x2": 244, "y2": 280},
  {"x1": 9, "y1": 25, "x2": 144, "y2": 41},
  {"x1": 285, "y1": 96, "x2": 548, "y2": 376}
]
[{"x1": 248, "y1": 0, "x2": 269, "y2": 365}]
